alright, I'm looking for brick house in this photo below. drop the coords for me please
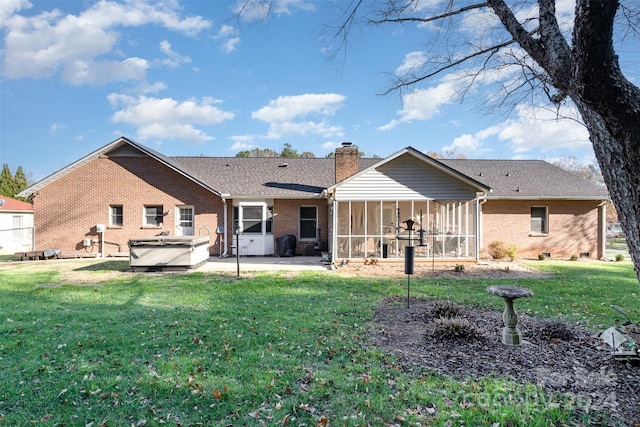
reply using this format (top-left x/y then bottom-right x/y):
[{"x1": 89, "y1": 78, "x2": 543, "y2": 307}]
[
  {"x1": 0, "y1": 196, "x2": 34, "y2": 255},
  {"x1": 19, "y1": 136, "x2": 609, "y2": 262}
]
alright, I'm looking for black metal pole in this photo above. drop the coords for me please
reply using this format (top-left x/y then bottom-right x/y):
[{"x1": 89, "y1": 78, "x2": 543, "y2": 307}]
[
  {"x1": 235, "y1": 221, "x2": 240, "y2": 277},
  {"x1": 236, "y1": 231, "x2": 240, "y2": 277}
]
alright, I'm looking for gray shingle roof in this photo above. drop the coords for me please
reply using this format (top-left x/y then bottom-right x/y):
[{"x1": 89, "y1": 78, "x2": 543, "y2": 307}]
[
  {"x1": 173, "y1": 157, "x2": 335, "y2": 197},
  {"x1": 173, "y1": 155, "x2": 608, "y2": 200},
  {"x1": 20, "y1": 136, "x2": 609, "y2": 201},
  {"x1": 439, "y1": 159, "x2": 609, "y2": 199}
]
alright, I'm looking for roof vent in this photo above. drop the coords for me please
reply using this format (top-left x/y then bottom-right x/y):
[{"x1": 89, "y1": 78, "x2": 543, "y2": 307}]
[
  {"x1": 279, "y1": 163, "x2": 288, "y2": 168},
  {"x1": 506, "y1": 171, "x2": 510, "y2": 176},
  {"x1": 478, "y1": 172, "x2": 482, "y2": 176},
  {"x1": 516, "y1": 186, "x2": 521, "y2": 192}
]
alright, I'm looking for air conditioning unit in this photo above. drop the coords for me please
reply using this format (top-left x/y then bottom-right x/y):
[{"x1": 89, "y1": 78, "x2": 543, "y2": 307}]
[
  {"x1": 96, "y1": 224, "x2": 106, "y2": 233},
  {"x1": 83, "y1": 238, "x2": 92, "y2": 247}
]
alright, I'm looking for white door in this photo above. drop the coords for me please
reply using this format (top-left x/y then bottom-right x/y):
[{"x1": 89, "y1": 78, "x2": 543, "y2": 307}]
[{"x1": 176, "y1": 206, "x2": 194, "y2": 236}]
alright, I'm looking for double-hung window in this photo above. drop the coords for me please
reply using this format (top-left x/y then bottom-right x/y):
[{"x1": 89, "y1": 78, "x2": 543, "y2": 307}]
[
  {"x1": 144, "y1": 205, "x2": 163, "y2": 227},
  {"x1": 12, "y1": 216, "x2": 23, "y2": 241},
  {"x1": 110, "y1": 205, "x2": 123, "y2": 226},
  {"x1": 531, "y1": 206, "x2": 548, "y2": 234},
  {"x1": 299, "y1": 206, "x2": 317, "y2": 240}
]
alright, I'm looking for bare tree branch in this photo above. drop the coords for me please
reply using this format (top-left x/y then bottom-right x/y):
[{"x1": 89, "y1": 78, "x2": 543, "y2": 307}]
[
  {"x1": 486, "y1": 0, "x2": 547, "y2": 65},
  {"x1": 379, "y1": 39, "x2": 516, "y2": 95},
  {"x1": 369, "y1": 2, "x2": 488, "y2": 25}
]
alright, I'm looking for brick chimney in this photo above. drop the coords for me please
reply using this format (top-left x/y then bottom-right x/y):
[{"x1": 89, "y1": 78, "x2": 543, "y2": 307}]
[{"x1": 335, "y1": 142, "x2": 359, "y2": 183}]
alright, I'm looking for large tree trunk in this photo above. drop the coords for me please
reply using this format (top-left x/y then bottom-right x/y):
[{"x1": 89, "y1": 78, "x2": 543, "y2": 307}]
[
  {"x1": 489, "y1": 0, "x2": 640, "y2": 284},
  {"x1": 576, "y1": 102, "x2": 640, "y2": 283},
  {"x1": 571, "y1": 0, "x2": 640, "y2": 283}
]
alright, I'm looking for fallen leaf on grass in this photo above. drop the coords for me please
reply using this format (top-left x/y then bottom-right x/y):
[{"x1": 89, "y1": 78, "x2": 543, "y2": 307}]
[{"x1": 299, "y1": 403, "x2": 315, "y2": 414}]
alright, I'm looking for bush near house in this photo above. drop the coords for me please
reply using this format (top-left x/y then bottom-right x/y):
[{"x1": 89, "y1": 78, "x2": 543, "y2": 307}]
[{"x1": 487, "y1": 241, "x2": 518, "y2": 260}]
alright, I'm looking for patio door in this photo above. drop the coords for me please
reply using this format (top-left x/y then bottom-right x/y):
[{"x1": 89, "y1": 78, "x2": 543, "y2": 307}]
[
  {"x1": 232, "y1": 202, "x2": 274, "y2": 255},
  {"x1": 175, "y1": 206, "x2": 194, "y2": 236}
]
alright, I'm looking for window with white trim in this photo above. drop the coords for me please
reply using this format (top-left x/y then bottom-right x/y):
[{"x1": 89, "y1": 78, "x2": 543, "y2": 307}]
[
  {"x1": 12, "y1": 216, "x2": 23, "y2": 241},
  {"x1": 110, "y1": 205, "x2": 123, "y2": 226},
  {"x1": 242, "y1": 206, "x2": 263, "y2": 234},
  {"x1": 144, "y1": 205, "x2": 163, "y2": 227}
]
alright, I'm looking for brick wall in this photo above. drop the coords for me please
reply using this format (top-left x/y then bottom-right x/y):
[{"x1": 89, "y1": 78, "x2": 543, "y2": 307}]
[
  {"x1": 482, "y1": 199, "x2": 603, "y2": 259},
  {"x1": 335, "y1": 144, "x2": 359, "y2": 183},
  {"x1": 33, "y1": 155, "x2": 223, "y2": 256},
  {"x1": 273, "y1": 199, "x2": 329, "y2": 255}
]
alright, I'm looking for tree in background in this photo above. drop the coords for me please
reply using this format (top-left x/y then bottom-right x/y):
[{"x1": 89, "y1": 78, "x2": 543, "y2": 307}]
[
  {"x1": 13, "y1": 166, "x2": 28, "y2": 195},
  {"x1": 236, "y1": 147, "x2": 279, "y2": 157},
  {"x1": 426, "y1": 150, "x2": 468, "y2": 160},
  {"x1": 0, "y1": 164, "x2": 30, "y2": 201},
  {"x1": 236, "y1": 144, "x2": 317, "y2": 158},
  {"x1": 279, "y1": 143, "x2": 299, "y2": 158},
  {"x1": 0, "y1": 165, "x2": 14, "y2": 197},
  {"x1": 550, "y1": 156, "x2": 603, "y2": 185}
]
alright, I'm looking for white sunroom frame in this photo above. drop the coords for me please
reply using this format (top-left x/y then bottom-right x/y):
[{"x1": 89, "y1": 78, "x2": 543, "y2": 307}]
[{"x1": 325, "y1": 147, "x2": 491, "y2": 263}]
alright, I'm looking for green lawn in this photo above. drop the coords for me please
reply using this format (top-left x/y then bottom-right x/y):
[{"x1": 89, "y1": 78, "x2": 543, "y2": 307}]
[
  {"x1": 607, "y1": 237, "x2": 631, "y2": 260},
  {"x1": 0, "y1": 261, "x2": 638, "y2": 426}
]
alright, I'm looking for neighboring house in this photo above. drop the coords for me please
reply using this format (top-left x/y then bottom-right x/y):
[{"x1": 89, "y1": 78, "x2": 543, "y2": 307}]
[
  {"x1": 0, "y1": 196, "x2": 34, "y2": 255},
  {"x1": 19, "y1": 137, "x2": 609, "y2": 262}
]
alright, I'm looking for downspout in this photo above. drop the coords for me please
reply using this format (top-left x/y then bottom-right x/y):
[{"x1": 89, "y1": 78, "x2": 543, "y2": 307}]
[
  {"x1": 476, "y1": 194, "x2": 489, "y2": 262},
  {"x1": 221, "y1": 198, "x2": 229, "y2": 257},
  {"x1": 327, "y1": 191, "x2": 336, "y2": 265}
]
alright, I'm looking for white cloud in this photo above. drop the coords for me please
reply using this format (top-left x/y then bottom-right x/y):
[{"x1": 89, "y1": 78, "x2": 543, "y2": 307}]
[
  {"x1": 0, "y1": 0, "x2": 31, "y2": 27},
  {"x1": 230, "y1": 135, "x2": 256, "y2": 151},
  {"x1": 252, "y1": 93, "x2": 346, "y2": 139},
  {"x1": 49, "y1": 122, "x2": 67, "y2": 134},
  {"x1": 135, "y1": 81, "x2": 168, "y2": 95},
  {"x1": 214, "y1": 24, "x2": 240, "y2": 54},
  {"x1": 321, "y1": 141, "x2": 340, "y2": 150},
  {"x1": 1, "y1": 0, "x2": 211, "y2": 83},
  {"x1": 159, "y1": 40, "x2": 191, "y2": 68},
  {"x1": 232, "y1": 0, "x2": 316, "y2": 22},
  {"x1": 443, "y1": 126, "x2": 499, "y2": 157},
  {"x1": 395, "y1": 51, "x2": 428, "y2": 76},
  {"x1": 498, "y1": 104, "x2": 590, "y2": 153},
  {"x1": 108, "y1": 94, "x2": 234, "y2": 144},
  {"x1": 448, "y1": 103, "x2": 590, "y2": 158},
  {"x1": 379, "y1": 80, "x2": 456, "y2": 130},
  {"x1": 62, "y1": 57, "x2": 149, "y2": 85}
]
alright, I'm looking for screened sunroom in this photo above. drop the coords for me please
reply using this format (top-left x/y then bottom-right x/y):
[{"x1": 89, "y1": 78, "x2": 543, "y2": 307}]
[
  {"x1": 327, "y1": 147, "x2": 491, "y2": 262},
  {"x1": 332, "y1": 199, "x2": 479, "y2": 260}
]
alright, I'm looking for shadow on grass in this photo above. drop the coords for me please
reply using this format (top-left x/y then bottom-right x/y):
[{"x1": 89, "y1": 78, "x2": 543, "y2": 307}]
[{"x1": 73, "y1": 260, "x2": 130, "y2": 272}]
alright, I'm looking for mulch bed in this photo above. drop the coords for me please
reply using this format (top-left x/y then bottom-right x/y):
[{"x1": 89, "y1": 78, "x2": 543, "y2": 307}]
[{"x1": 371, "y1": 298, "x2": 640, "y2": 425}]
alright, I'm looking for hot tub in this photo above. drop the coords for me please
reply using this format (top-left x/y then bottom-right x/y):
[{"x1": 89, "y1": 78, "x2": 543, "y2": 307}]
[{"x1": 128, "y1": 236, "x2": 210, "y2": 271}]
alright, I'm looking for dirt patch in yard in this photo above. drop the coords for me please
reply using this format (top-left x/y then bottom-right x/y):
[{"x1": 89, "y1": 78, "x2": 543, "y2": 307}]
[
  {"x1": 334, "y1": 259, "x2": 551, "y2": 279},
  {"x1": 371, "y1": 297, "x2": 640, "y2": 425}
]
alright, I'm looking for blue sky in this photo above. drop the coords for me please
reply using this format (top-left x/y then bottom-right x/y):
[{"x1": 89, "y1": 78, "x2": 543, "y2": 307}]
[{"x1": 1, "y1": 0, "x2": 638, "y2": 181}]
